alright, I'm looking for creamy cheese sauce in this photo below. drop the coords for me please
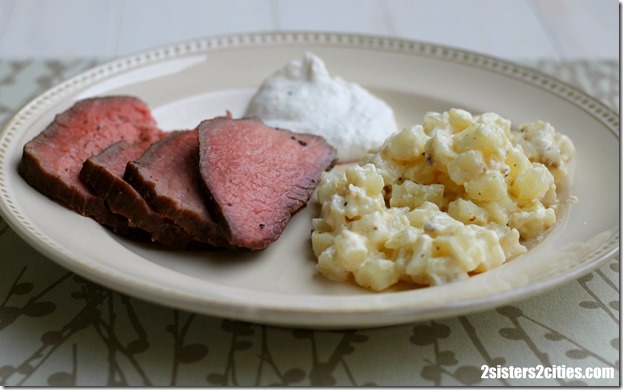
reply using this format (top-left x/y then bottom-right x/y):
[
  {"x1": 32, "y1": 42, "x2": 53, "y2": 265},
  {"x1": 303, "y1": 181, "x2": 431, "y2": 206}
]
[
  {"x1": 311, "y1": 109, "x2": 575, "y2": 291},
  {"x1": 245, "y1": 53, "x2": 397, "y2": 162}
]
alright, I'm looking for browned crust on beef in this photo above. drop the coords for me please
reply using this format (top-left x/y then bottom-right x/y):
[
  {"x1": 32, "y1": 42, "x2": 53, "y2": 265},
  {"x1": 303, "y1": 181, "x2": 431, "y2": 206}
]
[
  {"x1": 81, "y1": 140, "x2": 205, "y2": 249},
  {"x1": 124, "y1": 130, "x2": 229, "y2": 248},
  {"x1": 19, "y1": 96, "x2": 336, "y2": 252},
  {"x1": 197, "y1": 116, "x2": 337, "y2": 250},
  {"x1": 20, "y1": 148, "x2": 135, "y2": 234},
  {"x1": 18, "y1": 96, "x2": 159, "y2": 236}
]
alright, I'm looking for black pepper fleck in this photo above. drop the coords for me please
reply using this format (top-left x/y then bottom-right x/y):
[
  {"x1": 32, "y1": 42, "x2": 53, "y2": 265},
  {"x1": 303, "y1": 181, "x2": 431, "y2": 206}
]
[
  {"x1": 298, "y1": 140, "x2": 307, "y2": 146},
  {"x1": 259, "y1": 224, "x2": 265, "y2": 229}
]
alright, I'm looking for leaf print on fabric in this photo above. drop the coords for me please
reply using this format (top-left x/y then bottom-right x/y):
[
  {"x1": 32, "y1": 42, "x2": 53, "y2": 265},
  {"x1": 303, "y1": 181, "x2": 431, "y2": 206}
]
[
  {"x1": 499, "y1": 327, "x2": 525, "y2": 341},
  {"x1": 458, "y1": 316, "x2": 508, "y2": 385},
  {"x1": 41, "y1": 331, "x2": 64, "y2": 347},
  {"x1": 0, "y1": 306, "x2": 19, "y2": 331},
  {"x1": 565, "y1": 349, "x2": 590, "y2": 359},
  {"x1": 206, "y1": 372, "x2": 227, "y2": 386},
  {"x1": 1, "y1": 267, "x2": 69, "y2": 331},
  {"x1": 543, "y1": 332, "x2": 564, "y2": 341},
  {"x1": 0, "y1": 365, "x2": 17, "y2": 384},
  {"x1": 495, "y1": 305, "x2": 523, "y2": 319},
  {"x1": 610, "y1": 338, "x2": 619, "y2": 350},
  {"x1": 281, "y1": 368, "x2": 306, "y2": 384},
  {"x1": 177, "y1": 343, "x2": 209, "y2": 363},
  {"x1": 495, "y1": 303, "x2": 619, "y2": 385},
  {"x1": 205, "y1": 320, "x2": 256, "y2": 386},
  {"x1": 0, "y1": 268, "x2": 75, "y2": 385},
  {"x1": 410, "y1": 322, "x2": 449, "y2": 346},
  {"x1": 412, "y1": 321, "x2": 473, "y2": 386},
  {"x1": 436, "y1": 350, "x2": 457, "y2": 366},
  {"x1": 286, "y1": 329, "x2": 372, "y2": 386},
  {"x1": 496, "y1": 305, "x2": 560, "y2": 383},
  {"x1": 55, "y1": 282, "x2": 145, "y2": 386},
  {"x1": 579, "y1": 301, "x2": 600, "y2": 309},
  {"x1": 254, "y1": 326, "x2": 306, "y2": 386},
  {"x1": 47, "y1": 371, "x2": 75, "y2": 387},
  {"x1": 168, "y1": 311, "x2": 208, "y2": 385},
  {"x1": 125, "y1": 339, "x2": 149, "y2": 355},
  {"x1": 46, "y1": 344, "x2": 77, "y2": 386},
  {"x1": 11, "y1": 282, "x2": 34, "y2": 295},
  {"x1": 22, "y1": 301, "x2": 56, "y2": 318},
  {"x1": 577, "y1": 272, "x2": 618, "y2": 323},
  {"x1": 453, "y1": 365, "x2": 482, "y2": 385}
]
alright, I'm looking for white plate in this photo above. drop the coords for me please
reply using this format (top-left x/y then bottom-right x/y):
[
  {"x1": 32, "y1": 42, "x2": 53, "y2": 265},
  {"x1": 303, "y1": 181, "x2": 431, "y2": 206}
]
[{"x1": 0, "y1": 32, "x2": 618, "y2": 329}]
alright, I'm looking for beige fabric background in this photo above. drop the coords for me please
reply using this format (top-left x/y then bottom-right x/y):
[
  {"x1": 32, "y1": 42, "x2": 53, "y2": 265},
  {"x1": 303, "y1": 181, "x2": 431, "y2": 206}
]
[{"x1": 0, "y1": 59, "x2": 618, "y2": 386}]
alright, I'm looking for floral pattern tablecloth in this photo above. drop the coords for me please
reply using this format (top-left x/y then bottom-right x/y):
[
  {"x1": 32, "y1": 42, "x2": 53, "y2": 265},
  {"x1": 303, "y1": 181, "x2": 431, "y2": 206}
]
[{"x1": 0, "y1": 59, "x2": 619, "y2": 386}]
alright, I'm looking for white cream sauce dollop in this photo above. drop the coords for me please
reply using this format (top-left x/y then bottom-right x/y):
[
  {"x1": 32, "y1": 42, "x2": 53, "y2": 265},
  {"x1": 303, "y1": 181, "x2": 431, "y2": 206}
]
[{"x1": 244, "y1": 53, "x2": 398, "y2": 162}]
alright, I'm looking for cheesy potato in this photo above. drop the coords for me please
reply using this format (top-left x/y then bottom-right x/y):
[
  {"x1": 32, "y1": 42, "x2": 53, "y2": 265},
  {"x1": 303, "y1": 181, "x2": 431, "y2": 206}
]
[{"x1": 312, "y1": 109, "x2": 575, "y2": 291}]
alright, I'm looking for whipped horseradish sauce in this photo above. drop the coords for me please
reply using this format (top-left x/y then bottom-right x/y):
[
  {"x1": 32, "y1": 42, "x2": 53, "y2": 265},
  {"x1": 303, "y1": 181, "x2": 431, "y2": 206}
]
[{"x1": 245, "y1": 53, "x2": 397, "y2": 162}]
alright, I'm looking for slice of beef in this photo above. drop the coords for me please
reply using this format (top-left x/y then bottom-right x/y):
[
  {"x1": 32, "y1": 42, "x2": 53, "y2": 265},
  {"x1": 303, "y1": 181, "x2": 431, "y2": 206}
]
[
  {"x1": 124, "y1": 130, "x2": 228, "y2": 248},
  {"x1": 18, "y1": 96, "x2": 162, "y2": 235},
  {"x1": 81, "y1": 139, "x2": 203, "y2": 249},
  {"x1": 197, "y1": 117, "x2": 337, "y2": 250}
]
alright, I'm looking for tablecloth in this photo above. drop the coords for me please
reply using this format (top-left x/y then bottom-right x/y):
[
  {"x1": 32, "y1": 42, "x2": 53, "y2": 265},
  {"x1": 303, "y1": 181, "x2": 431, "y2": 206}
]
[{"x1": 0, "y1": 59, "x2": 619, "y2": 386}]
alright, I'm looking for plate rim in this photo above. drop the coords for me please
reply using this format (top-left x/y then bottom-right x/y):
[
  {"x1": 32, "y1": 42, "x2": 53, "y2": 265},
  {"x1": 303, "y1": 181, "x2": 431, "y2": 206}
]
[{"x1": 0, "y1": 31, "x2": 619, "y2": 328}]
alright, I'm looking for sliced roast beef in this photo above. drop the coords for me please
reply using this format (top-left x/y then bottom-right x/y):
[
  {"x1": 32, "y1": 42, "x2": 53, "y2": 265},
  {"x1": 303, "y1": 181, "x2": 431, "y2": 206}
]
[
  {"x1": 18, "y1": 96, "x2": 161, "y2": 234},
  {"x1": 81, "y1": 140, "x2": 203, "y2": 249},
  {"x1": 197, "y1": 117, "x2": 337, "y2": 250},
  {"x1": 124, "y1": 130, "x2": 229, "y2": 248}
]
